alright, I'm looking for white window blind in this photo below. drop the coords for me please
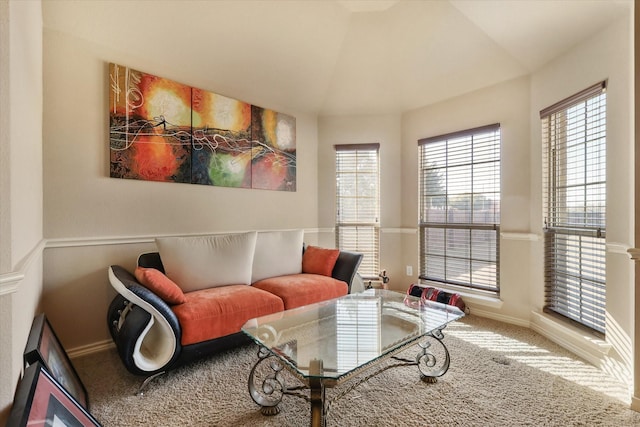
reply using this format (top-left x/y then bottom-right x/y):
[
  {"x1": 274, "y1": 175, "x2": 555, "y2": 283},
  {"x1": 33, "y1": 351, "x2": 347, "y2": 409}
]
[
  {"x1": 335, "y1": 144, "x2": 380, "y2": 279},
  {"x1": 418, "y1": 124, "x2": 500, "y2": 293},
  {"x1": 336, "y1": 298, "x2": 380, "y2": 371},
  {"x1": 542, "y1": 81, "x2": 607, "y2": 335}
]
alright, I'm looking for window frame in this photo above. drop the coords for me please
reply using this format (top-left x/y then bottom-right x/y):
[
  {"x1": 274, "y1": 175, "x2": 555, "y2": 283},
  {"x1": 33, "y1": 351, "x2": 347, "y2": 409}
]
[
  {"x1": 334, "y1": 143, "x2": 381, "y2": 280},
  {"x1": 418, "y1": 124, "x2": 501, "y2": 294},
  {"x1": 541, "y1": 81, "x2": 607, "y2": 336}
]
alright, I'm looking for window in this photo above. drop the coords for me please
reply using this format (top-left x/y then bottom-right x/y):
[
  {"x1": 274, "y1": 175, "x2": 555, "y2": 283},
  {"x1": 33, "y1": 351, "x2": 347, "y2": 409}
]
[
  {"x1": 335, "y1": 144, "x2": 380, "y2": 279},
  {"x1": 418, "y1": 124, "x2": 501, "y2": 293},
  {"x1": 336, "y1": 298, "x2": 380, "y2": 371},
  {"x1": 542, "y1": 81, "x2": 607, "y2": 335}
]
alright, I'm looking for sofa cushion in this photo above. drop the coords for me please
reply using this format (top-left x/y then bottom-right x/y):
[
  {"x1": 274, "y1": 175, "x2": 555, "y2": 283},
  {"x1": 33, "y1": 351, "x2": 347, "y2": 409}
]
[
  {"x1": 155, "y1": 232, "x2": 257, "y2": 292},
  {"x1": 171, "y1": 285, "x2": 284, "y2": 346},
  {"x1": 302, "y1": 246, "x2": 340, "y2": 277},
  {"x1": 252, "y1": 273, "x2": 348, "y2": 309},
  {"x1": 252, "y1": 229, "x2": 304, "y2": 283},
  {"x1": 134, "y1": 266, "x2": 186, "y2": 305}
]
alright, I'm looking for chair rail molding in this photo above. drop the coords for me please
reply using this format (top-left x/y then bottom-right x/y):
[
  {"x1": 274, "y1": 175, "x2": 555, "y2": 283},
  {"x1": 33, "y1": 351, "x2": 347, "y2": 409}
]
[
  {"x1": 606, "y1": 242, "x2": 630, "y2": 255},
  {"x1": 45, "y1": 229, "x2": 329, "y2": 250},
  {"x1": 627, "y1": 247, "x2": 640, "y2": 260},
  {"x1": 0, "y1": 271, "x2": 23, "y2": 295},
  {"x1": 0, "y1": 239, "x2": 46, "y2": 296}
]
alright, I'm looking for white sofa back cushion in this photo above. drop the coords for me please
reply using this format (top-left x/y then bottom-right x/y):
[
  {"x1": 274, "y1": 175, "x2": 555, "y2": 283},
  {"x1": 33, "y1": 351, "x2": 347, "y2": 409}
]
[
  {"x1": 251, "y1": 229, "x2": 304, "y2": 283},
  {"x1": 156, "y1": 232, "x2": 258, "y2": 292}
]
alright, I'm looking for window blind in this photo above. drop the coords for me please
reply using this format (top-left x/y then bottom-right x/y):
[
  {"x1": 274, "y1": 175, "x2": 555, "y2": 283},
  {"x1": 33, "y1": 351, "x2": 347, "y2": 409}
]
[
  {"x1": 335, "y1": 144, "x2": 380, "y2": 279},
  {"x1": 336, "y1": 298, "x2": 380, "y2": 371},
  {"x1": 418, "y1": 124, "x2": 500, "y2": 293},
  {"x1": 542, "y1": 81, "x2": 607, "y2": 335}
]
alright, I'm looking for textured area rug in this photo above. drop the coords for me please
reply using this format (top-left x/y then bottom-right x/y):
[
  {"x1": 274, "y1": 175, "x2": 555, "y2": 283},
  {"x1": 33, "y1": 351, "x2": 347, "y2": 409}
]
[{"x1": 74, "y1": 316, "x2": 640, "y2": 426}]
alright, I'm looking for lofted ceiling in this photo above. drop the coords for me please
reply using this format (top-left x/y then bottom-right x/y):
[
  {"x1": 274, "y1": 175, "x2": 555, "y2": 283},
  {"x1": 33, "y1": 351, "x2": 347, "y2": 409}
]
[{"x1": 42, "y1": 0, "x2": 631, "y2": 116}]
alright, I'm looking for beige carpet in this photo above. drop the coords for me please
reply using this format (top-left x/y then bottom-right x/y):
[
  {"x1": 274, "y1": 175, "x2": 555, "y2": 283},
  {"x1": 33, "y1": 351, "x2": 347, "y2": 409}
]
[{"x1": 74, "y1": 316, "x2": 640, "y2": 426}]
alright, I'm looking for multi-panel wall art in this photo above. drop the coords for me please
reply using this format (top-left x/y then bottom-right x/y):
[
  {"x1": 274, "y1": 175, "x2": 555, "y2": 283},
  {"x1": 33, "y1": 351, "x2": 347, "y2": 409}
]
[{"x1": 109, "y1": 63, "x2": 296, "y2": 191}]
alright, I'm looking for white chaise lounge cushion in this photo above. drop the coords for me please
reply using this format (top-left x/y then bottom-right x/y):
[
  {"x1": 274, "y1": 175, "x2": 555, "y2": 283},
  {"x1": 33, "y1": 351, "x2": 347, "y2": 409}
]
[
  {"x1": 251, "y1": 229, "x2": 304, "y2": 283},
  {"x1": 156, "y1": 231, "x2": 258, "y2": 292}
]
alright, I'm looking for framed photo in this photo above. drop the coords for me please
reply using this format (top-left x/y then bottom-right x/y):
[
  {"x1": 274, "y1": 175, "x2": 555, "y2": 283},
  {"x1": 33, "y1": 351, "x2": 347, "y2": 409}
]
[
  {"x1": 24, "y1": 313, "x2": 88, "y2": 408},
  {"x1": 8, "y1": 362, "x2": 101, "y2": 427}
]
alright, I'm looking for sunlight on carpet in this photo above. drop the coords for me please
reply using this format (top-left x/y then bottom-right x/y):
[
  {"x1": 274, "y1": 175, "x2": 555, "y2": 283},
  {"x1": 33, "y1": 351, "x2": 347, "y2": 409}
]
[
  {"x1": 74, "y1": 314, "x2": 640, "y2": 426},
  {"x1": 447, "y1": 322, "x2": 631, "y2": 403}
]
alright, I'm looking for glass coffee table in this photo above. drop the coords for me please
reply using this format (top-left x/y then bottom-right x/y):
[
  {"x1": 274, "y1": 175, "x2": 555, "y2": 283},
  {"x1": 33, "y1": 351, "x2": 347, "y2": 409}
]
[{"x1": 241, "y1": 289, "x2": 464, "y2": 427}]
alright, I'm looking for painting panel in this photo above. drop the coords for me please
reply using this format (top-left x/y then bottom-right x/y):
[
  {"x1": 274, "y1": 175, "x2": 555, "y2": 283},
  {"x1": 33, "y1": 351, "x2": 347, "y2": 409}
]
[
  {"x1": 108, "y1": 63, "x2": 297, "y2": 192},
  {"x1": 109, "y1": 63, "x2": 191, "y2": 183},
  {"x1": 250, "y1": 105, "x2": 297, "y2": 191},
  {"x1": 7, "y1": 362, "x2": 100, "y2": 427},
  {"x1": 191, "y1": 89, "x2": 252, "y2": 188},
  {"x1": 23, "y1": 314, "x2": 88, "y2": 409}
]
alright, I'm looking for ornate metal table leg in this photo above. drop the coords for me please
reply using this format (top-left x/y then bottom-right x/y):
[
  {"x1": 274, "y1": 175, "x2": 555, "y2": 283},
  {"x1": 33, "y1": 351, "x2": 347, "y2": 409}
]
[
  {"x1": 416, "y1": 328, "x2": 451, "y2": 383},
  {"x1": 309, "y1": 359, "x2": 325, "y2": 427},
  {"x1": 248, "y1": 347, "x2": 286, "y2": 415}
]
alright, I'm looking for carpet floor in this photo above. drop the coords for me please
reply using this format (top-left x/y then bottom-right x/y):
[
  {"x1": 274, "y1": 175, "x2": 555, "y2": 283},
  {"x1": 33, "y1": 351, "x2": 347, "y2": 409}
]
[{"x1": 74, "y1": 315, "x2": 640, "y2": 426}]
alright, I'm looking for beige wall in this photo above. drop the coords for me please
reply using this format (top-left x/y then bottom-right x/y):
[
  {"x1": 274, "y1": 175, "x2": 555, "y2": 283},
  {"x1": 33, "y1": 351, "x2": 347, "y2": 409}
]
[
  {"x1": 529, "y1": 14, "x2": 634, "y2": 388},
  {"x1": 0, "y1": 0, "x2": 636, "y2": 420},
  {"x1": 43, "y1": 29, "x2": 319, "y2": 239},
  {"x1": 41, "y1": 27, "x2": 321, "y2": 350},
  {"x1": 317, "y1": 115, "x2": 406, "y2": 287},
  {"x1": 317, "y1": 12, "x2": 635, "y2": 396},
  {"x1": 0, "y1": 0, "x2": 44, "y2": 424},
  {"x1": 634, "y1": 2, "x2": 640, "y2": 411},
  {"x1": 400, "y1": 13, "x2": 634, "y2": 387},
  {"x1": 401, "y1": 75, "x2": 532, "y2": 320},
  {"x1": 0, "y1": 0, "x2": 10, "y2": 273}
]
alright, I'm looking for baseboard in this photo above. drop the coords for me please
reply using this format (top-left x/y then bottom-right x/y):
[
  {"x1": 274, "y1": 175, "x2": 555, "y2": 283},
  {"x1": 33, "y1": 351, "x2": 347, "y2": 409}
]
[
  {"x1": 68, "y1": 339, "x2": 115, "y2": 360},
  {"x1": 529, "y1": 311, "x2": 611, "y2": 367},
  {"x1": 466, "y1": 307, "x2": 613, "y2": 369},
  {"x1": 467, "y1": 307, "x2": 530, "y2": 328}
]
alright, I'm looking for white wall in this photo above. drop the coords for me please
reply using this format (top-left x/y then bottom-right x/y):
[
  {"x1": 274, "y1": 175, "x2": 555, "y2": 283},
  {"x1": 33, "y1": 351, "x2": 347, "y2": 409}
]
[
  {"x1": 318, "y1": 114, "x2": 405, "y2": 286},
  {"x1": 0, "y1": 2, "x2": 631, "y2": 420},
  {"x1": 529, "y1": 15, "x2": 634, "y2": 388},
  {"x1": 0, "y1": 0, "x2": 44, "y2": 424},
  {"x1": 316, "y1": 12, "x2": 635, "y2": 397},
  {"x1": 634, "y1": 2, "x2": 640, "y2": 411},
  {"x1": 401, "y1": 75, "x2": 532, "y2": 320},
  {"x1": 41, "y1": 28, "x2": 321, "y2": 350}
]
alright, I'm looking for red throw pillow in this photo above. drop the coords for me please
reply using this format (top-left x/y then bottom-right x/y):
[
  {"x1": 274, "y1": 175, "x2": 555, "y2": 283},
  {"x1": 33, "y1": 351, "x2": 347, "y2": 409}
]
[
  {"x1": 134, "y1": 266, "x2": 186, "y2": 305},
  {"x1": 302, "y1": 246, "x2": 340, "y2": 277}
]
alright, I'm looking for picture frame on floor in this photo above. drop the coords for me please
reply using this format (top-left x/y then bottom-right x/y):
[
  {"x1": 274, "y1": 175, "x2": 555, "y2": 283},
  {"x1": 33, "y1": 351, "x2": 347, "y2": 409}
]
[
  {"x1": 23, "y1": 313, "x2": 88, "y2": 409},
  {"x1": 7, "y1": 362, "x2": 101, "y2": 427}
]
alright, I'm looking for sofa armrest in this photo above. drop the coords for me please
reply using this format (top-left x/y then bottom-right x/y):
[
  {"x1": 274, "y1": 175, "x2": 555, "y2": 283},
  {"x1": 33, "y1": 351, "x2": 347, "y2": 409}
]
[
  {"x1": 331, "y1": 250, "x2": 363, "y2": 293},
  {"x1": 107, "y1": 265, "x2": 181, "y2": 375}
]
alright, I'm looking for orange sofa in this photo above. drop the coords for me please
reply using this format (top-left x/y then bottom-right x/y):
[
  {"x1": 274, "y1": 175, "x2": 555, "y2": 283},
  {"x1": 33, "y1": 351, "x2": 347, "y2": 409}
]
[{"x1": 106, "y1": 230, "x2": 363, "y2": 381}]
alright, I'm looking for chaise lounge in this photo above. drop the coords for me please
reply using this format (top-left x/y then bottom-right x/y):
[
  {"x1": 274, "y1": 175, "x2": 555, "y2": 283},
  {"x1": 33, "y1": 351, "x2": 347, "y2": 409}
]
[{"x1": 106, "y1": 229, "x2": 363, "y2": 386}]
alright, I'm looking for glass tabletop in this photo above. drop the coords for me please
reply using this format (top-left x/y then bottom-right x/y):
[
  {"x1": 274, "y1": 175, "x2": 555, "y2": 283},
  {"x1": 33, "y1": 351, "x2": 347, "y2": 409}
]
[{"x1": 242, "y1": 289, "x2": 464, "y2": 380}]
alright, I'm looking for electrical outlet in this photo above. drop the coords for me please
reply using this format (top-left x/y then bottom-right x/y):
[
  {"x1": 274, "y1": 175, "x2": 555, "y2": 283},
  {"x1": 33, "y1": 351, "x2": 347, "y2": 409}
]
[{"x1": 406, "y1": 265, "x2": 413, "y2": 276}]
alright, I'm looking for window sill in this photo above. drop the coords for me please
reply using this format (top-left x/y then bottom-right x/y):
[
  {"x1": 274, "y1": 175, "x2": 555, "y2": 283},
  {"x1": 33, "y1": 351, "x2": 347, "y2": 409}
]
[{"x1": 530, "y1": 311, "x2": 611, "y2": 362}]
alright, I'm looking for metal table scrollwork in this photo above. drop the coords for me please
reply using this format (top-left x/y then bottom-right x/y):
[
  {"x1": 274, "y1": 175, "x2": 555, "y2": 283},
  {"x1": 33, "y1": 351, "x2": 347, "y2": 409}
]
[{"x1": 242, "y1": 289, "x2": 464, "y2": 427}]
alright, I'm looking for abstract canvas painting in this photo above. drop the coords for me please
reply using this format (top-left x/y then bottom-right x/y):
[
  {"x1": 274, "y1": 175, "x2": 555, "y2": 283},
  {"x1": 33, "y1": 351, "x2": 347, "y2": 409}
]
[
  {"x1": 191, "y1": 88, "x2": 252, "y2": 188},
  {"x1": 251, "y1": 106, "x2": 296, "y2": 191},
  {"x1": 109, "y1": 63, "x2": 296, "y2": 191},
  {"x1": 109, "y1": 63, "x2": 192, "y2": 183}
]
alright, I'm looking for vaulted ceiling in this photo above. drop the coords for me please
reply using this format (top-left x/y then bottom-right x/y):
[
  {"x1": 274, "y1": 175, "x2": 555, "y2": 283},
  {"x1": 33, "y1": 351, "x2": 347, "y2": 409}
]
[{"x1": 42, "y1": 0, "x2": 631, "y2": 115}]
